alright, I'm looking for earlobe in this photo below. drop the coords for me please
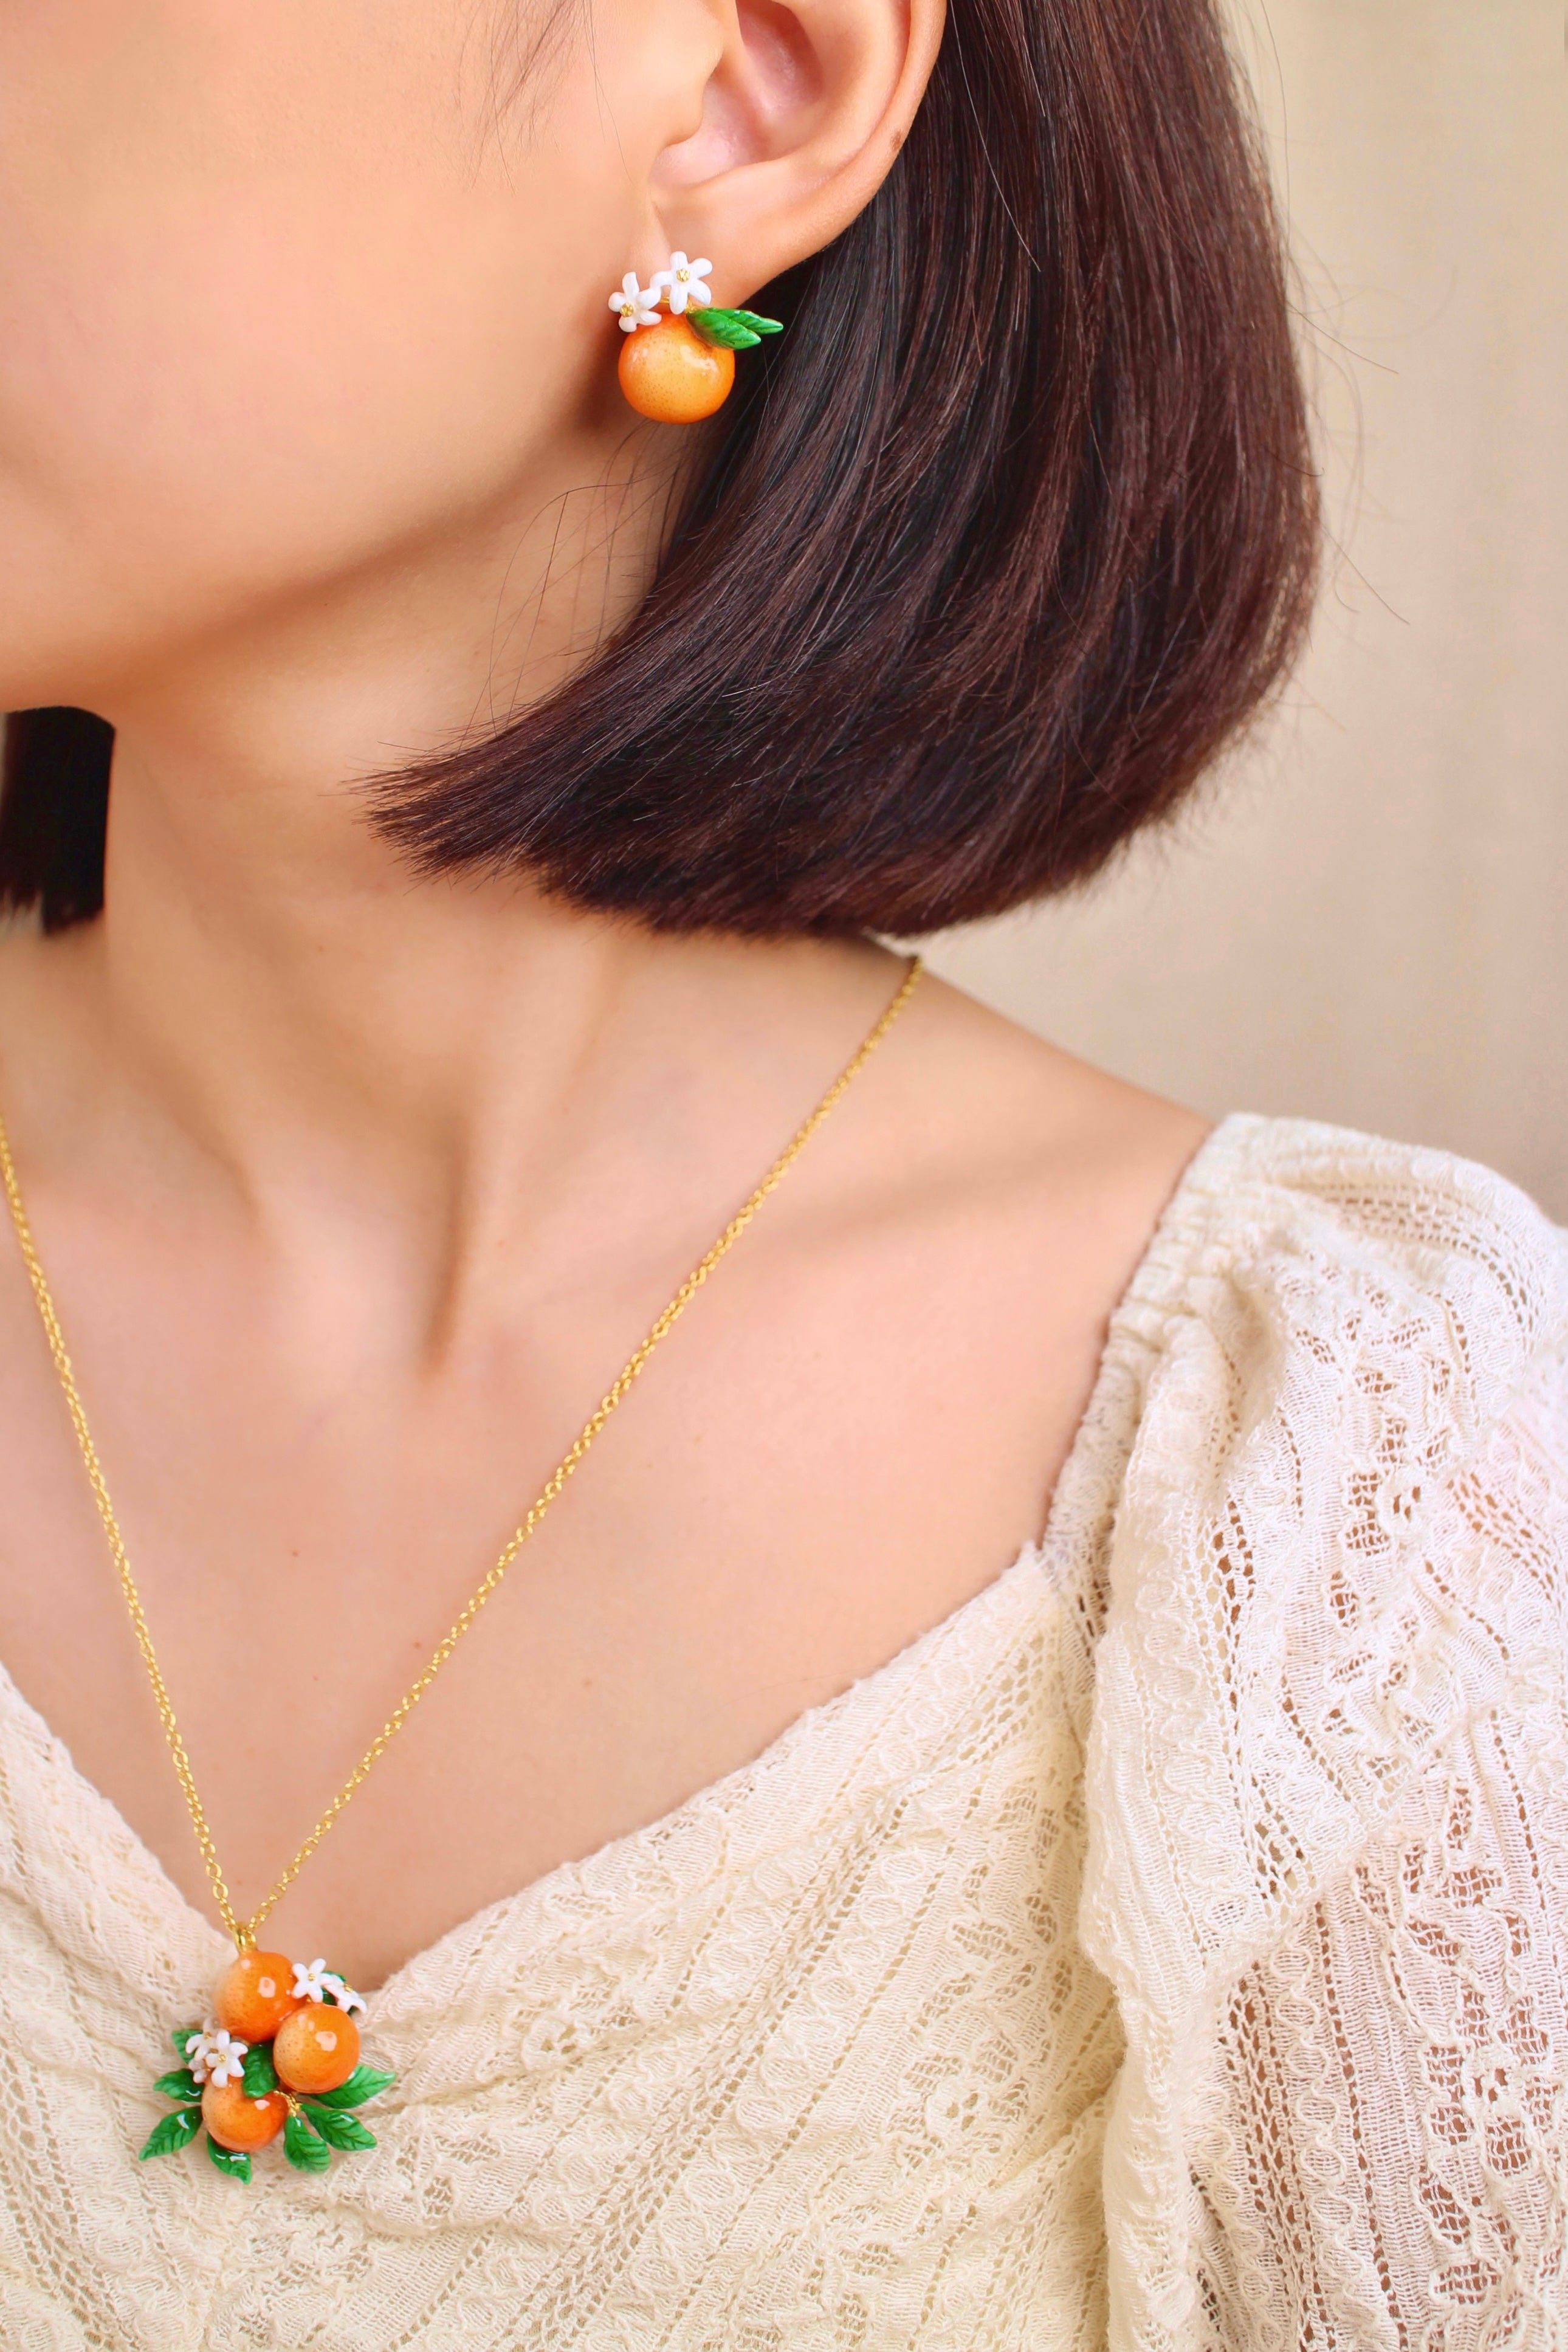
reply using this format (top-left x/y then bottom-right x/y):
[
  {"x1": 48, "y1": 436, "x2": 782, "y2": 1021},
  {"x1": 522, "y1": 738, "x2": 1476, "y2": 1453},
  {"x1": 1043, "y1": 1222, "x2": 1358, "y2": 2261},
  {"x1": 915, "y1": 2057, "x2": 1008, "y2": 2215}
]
[{"x1": 650, "y1": 0, "x2": 943, "y2": 304}]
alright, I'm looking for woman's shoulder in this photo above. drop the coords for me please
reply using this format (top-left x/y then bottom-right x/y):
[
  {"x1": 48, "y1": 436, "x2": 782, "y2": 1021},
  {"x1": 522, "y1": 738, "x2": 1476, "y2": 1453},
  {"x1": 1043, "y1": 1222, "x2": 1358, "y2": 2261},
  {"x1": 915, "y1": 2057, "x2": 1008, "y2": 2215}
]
[
  {"x1": 1078, "y1": 1113, "x2": 1568, "y2": 2348},
  {"x1": 901, "y1": 981, "x2": 1564, "y2": 1423},
  {"x1": 1123, "y1": 1108, "x2": 1567, "y2": 1436},
  {"x1": 1081, "y1": 1109, "x2": 1568, "y2": 1993},
  {"x1": 1099, "y1": 1109, "x2": 1568, "y2": 1713},
  {"x1": 1183, "y1": 1106, "x2": 1563, "y2": 1261}
]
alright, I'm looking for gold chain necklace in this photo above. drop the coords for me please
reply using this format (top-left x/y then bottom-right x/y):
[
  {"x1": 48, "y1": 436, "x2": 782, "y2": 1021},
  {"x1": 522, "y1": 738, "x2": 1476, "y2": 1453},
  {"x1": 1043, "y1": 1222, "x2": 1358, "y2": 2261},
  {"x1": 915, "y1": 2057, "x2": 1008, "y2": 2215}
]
[{"x1": 0, "y1": 954, "x2": 921, "y2": 2184}]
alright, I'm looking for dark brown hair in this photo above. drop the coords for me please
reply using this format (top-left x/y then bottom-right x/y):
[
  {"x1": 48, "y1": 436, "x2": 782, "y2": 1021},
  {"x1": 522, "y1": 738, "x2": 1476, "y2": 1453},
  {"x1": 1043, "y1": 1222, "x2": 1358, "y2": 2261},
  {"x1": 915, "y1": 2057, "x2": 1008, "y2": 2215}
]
[{"x1": 2, "y1": 0, "x2": 1318, "y2": 938}]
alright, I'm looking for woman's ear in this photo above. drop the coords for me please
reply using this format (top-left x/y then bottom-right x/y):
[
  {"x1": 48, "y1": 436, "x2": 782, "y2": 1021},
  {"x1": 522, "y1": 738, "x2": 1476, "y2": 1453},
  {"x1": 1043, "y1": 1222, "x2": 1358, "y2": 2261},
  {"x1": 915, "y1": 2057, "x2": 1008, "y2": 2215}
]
[{"x1": 647, "y1": 0, "x2": 944, "y2": 303}]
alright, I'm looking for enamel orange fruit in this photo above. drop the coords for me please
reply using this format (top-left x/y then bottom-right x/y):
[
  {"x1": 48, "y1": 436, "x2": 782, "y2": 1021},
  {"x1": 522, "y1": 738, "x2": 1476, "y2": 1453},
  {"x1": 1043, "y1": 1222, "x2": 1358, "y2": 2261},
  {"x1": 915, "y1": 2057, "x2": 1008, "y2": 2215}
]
[
  {"x1": 213, "y1": 1950, "x2": 304, "y2": 2042},
  {"x1": 202, "y1": 2081, "x2": 288, "y2": 2150},
  {"x1": 273, "y1": 2004, "x2": 360, "y2": 2094},
  {"x1": 617, "y1": 314, "x2": 734, "y2": 423}
]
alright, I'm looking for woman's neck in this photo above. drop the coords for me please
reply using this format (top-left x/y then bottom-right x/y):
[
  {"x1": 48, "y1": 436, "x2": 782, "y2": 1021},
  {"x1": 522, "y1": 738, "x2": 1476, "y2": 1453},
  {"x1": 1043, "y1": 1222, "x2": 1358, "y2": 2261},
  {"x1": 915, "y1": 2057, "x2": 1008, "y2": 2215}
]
[{"x1": 0, "y1": 722, "x2": 894, "y2": 1370}]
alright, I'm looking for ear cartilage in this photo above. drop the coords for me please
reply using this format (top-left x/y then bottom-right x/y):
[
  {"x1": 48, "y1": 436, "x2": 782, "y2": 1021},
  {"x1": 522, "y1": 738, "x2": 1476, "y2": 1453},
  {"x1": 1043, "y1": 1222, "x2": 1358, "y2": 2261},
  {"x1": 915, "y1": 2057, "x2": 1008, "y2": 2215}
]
[{"x1": 607, "y1": 256, "x2": 783, "y2": 422}]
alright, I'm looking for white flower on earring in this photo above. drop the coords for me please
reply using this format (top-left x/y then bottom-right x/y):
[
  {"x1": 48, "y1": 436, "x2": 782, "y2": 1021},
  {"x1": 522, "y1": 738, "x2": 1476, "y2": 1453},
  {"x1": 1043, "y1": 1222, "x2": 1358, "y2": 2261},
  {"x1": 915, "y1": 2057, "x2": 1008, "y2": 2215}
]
[
  {"x1": 652, "y1": 253, "x2": 712, "y2": 314},
  {"x1": 608, "y1": 272, "x2": 661, "y2": 332}
]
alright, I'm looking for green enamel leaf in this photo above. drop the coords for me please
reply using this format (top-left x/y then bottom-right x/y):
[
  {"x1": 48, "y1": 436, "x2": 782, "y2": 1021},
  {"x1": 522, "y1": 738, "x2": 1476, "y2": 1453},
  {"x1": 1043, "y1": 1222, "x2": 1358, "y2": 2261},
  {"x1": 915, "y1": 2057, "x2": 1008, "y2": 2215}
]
[
  {"x1": 172, "y1": 2026, "x2": 203, "y2": 2058},
  {"x1": 686, "y1": 305, "x2": 783, "y2": 351},
  {"x1": 308, "y1": 2065, "x2": 395, "y2": 2111},
  {"x1": 239, "y1": 2044, "x2": 279, "y2": 2097},
  {"x1": 687, "y1": 311, "x2": 758, "y2": 350},
  {"x1": 205, "y1": 2138, "x2": 252, "y2": 2184},
  {"x1": 302, "y1": 2102, "x2": 376, "y2": 2151},
  {"x1": 283, "y1": 2110, "x2": 332, "y2": 2174},
  {"x1": 153, "y1": 2066, "x2": 201, "y2": 2102},
  {"x1": 139, "y1": 2105, "x2": 202, "y2": 2161}
]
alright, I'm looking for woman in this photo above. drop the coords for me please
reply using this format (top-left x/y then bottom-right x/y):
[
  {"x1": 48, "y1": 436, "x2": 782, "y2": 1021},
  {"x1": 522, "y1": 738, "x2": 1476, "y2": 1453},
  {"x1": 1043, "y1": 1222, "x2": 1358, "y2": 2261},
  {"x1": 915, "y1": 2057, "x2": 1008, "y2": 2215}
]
[{"x1": 0, "y1": 0, "x2": 1561, "y2": 2337}]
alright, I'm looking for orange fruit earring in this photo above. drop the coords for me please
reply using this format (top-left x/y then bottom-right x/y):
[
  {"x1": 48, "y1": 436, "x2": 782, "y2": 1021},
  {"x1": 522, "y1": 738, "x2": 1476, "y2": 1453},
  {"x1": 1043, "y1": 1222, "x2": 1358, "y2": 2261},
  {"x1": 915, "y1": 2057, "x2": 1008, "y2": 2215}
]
[{"x1": 609, "y1": 254, "x2": 782, "y2": 424}]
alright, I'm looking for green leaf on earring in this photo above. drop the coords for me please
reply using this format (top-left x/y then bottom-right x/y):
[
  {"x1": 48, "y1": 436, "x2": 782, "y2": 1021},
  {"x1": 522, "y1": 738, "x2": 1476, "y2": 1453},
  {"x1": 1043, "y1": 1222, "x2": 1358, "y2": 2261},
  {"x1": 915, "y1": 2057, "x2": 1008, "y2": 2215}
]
[
  {"x1": 171, "y1": 2026, "x2": 202, "y2": 2058},
  {"x1": 240, "y1": 2044, "x2": 279, "y2": 2097},
  {"x1": 301, "y1": 2101, "x2": 376, "y2": 2151},
  {"x1": 205, "y1": 2138, "x2": 252, "y2": 2184},
  {"x1": 686, "y1": 306, "x2": 785, "y2": 351},
  {"x1": 283, "y1": 2110, "x2": 332, "y2": 2174},
  {"x1": 153, "y1": 2066, "x2": 202, "y2": 2102},
  {"x1": 139, "y1": 2105, "x2": 202, "y2": 2160}
]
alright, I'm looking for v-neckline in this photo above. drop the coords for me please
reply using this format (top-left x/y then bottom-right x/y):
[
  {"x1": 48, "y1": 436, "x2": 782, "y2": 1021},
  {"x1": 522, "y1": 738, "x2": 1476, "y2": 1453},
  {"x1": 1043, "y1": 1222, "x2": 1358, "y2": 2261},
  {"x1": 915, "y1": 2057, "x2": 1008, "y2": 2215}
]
[
  {"x1": 0, "y1": 1532, "x2": 1061, "y2": 2026},
  {"x1": 0, "y1": 1116, "x2": 1242, "y2": 2030}
]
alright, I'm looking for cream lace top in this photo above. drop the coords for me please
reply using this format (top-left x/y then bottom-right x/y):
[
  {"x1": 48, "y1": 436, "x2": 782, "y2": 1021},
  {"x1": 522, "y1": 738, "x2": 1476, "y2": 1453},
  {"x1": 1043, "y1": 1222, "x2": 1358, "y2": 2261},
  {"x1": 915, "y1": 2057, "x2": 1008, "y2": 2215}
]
[{"x1": 0, "y1": 1114, "x2": 1563, "y2": 2351}]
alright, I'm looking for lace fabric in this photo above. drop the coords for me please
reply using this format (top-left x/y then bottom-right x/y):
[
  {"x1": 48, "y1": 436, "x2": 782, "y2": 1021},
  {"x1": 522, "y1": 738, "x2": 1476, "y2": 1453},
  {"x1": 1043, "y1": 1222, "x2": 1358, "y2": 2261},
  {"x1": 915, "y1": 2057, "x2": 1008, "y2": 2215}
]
[
  {"x1": 1082, "y1": 1123, "x2": 1568, "y2": 2351},
  {"x1": 0, "y1": 1113, "x2": 1559, "y2": 2348}
]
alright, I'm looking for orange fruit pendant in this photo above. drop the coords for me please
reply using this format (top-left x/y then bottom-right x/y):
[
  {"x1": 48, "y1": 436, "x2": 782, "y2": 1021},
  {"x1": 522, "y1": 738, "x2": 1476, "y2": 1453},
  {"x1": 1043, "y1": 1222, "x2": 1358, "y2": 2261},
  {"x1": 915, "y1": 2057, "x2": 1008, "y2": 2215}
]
[{"x1": 139, "y1": 1950, "x2": 394, "y2": 2184}]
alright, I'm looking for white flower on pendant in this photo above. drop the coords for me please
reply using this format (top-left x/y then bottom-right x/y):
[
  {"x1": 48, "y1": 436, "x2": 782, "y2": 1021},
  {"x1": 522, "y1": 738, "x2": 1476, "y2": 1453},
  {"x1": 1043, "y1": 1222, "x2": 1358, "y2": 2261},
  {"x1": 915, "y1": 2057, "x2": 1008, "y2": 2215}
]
[
  {"x1": 184, "y1": 2021, "x2": 248, "y2": 2087},
  {"x1": 607, "y1": 272, "x2": 661, "y2": 332},
  {"x1": 292, "y1": 1956, "x2": 366, "y2": 2016},
  {"x1": 652, "y1": 253, "x2": 712, "y2": 314}
]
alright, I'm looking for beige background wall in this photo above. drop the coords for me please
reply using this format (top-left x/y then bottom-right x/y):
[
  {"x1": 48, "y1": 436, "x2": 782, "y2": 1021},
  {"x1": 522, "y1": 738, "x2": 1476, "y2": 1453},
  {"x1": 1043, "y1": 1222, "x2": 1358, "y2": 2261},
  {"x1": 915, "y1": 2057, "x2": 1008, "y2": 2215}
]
[{"x1": 926, "y1": 0, "x2": 1568, "y2": 1219}]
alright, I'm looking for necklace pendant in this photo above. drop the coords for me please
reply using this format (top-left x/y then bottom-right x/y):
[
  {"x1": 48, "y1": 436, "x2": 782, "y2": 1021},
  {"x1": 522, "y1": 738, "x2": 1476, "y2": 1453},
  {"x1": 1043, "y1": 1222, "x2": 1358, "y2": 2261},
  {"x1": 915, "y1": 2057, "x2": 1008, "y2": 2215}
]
[{"x1": 139, "y1": 1950, "x2": 394, "y2": 2184}]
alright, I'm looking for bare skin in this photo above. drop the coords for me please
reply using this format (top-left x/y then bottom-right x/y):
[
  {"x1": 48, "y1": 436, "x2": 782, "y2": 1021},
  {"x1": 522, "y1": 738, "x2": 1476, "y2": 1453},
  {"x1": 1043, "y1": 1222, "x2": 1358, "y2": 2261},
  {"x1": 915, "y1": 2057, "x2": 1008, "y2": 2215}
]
[
  {"x1": 0, "y1": 859, "x2": 1203, "y2": 1989},
  {"x1": 0, "y1": 0, "x2": 1207, "y2": 1990}
]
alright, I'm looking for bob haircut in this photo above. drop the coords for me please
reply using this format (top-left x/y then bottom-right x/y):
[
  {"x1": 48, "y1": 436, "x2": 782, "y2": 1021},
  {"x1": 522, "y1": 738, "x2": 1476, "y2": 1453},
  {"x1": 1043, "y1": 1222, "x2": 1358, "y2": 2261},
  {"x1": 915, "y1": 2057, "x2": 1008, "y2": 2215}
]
[{"x1": 2, "y1": 0, "x2": 1318, "y2": 938}]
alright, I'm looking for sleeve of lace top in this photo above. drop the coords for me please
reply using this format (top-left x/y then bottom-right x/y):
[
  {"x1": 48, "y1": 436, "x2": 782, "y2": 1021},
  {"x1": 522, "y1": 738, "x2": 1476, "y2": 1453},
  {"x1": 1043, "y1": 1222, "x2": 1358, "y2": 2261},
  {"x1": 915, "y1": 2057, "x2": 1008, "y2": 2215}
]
[{"x1": 1078, "y1": 1123, "x2": 1568, "y2": 2352}]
